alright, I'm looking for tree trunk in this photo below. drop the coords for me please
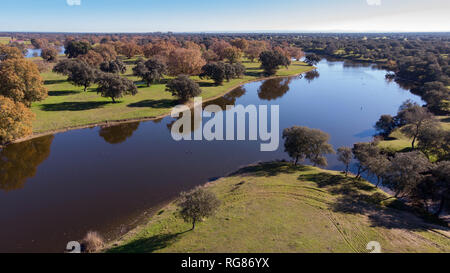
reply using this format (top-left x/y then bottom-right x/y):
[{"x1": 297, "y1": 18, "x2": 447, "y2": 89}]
[
  {"x1": 192, "y1": 219, "x2": 196, "y2": 230},
  {"x1": 435, "y1": 197, "x2": 445, "y2": 217},
  {"x1": 411, "y1": 134, "x2": 417, "y2": 150},
  {"x1": 84, "y1": 85, "x2": 87, "y2": 92},
  {"x1": 111, "y1": 97, "x2": 116, "y2": 103},
  {"x1": 376, "y1": 177, "x2": 381, "y2": 188},
  {"x1": 356, "y1": 166, "x2": 362, "y2": 179},
  {"x1": 411, "y1": 123, "x2": 420, "y2": 149},
  {"x1": 294, "y1": 156, "x2": 299, "y2": 165}
]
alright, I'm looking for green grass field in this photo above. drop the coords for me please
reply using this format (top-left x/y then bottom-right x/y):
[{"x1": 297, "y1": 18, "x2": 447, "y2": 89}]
[
  {"x1": 107, "y1": 162, "x2": 450, "y2": 253},
  {"x1": 0, "y1": 37, "x2": 11, "y2": 44},
  {"x1": 31, "y1": 60, "x2": 313, "y2": 133}
]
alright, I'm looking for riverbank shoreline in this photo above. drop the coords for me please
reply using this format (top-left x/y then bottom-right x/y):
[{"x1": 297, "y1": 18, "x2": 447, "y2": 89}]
[
  {"x1": 3, "y1": 69, "x2": 314, "y2": 148},
  {"x1": 104, "y1": 161, "x2": 450, "y2": 253}
]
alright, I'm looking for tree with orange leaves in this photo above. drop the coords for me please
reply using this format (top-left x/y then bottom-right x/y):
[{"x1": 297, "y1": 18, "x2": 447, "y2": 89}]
[
  {"x1": 0, "y1": 57, "x2": 47, "y2": 106},
  {"x1": 120, "y1": 42, "x2": 141, "y2": 59},
  {"x1": 0, "y1": 96, "x2": 35, "y2": 144},
  {"x1": 230, "y1": 38, "x2": 249, "y2": 51},
  {"x1": 168, "y1": 48, "x2": 206, "y2": 76},
  {"x1": 0, "y1": 45, "x2": 23, "y2": 61},
  {"x1": 245, "y1": 41, "x2": 268, "y2": 62}
]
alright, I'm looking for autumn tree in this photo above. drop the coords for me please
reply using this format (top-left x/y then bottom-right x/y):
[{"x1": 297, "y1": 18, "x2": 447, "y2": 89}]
[
  {"x1": 337, "y1": 147, "x2": 353, "y2": 176},
  {"x1": 79, "y1": 50, "x2": 104, "y2": 67},
  {"x1": 245, "y1": 40, "x2": 267, "y2": 62},
  {"x1": 167, "y1": 48, "x2": 205, "y2": 76},
  {"x1": 259, "y1": 50, "x2": 290, "y2": 76},
  {"x1": 223, "y1": 46, "x2": 242, "y2": 64},
  {"x1": 143, "y1": 40, "x2": 176, "y2": 59},
  {"x1": 287, "y1": 46, "x2": 305, "y2": 61},
  {"x1": 93, "y1": 44, "x2": 117, "y2": 63},
  {"x1": 202, "y1": 49, "x2": 220, "y2": 62},
  {"x1": 30, "y1": 38, "x2": 48, "y2": 49},
  {"x1": 95, "y1": 73, "x2": 138, "y2": 103},
  {"x1": 120, "y1": 42, "x2": 141, "y2": 59},
  {"x1": 40, "y1": 47, "x2": 58, "y2": 62},
  {"x1": 0, "y1": 44, "x2": 23, "y2": 61},
  {"x1": 0, "y1": 96, "x2": 35, "y2": 144},
  {"x1": 282, "y1": 126, "x2": 335, "y2": 166},
  {"x1": 166, "y1": 75, "x2": 202, "y2": 102},
  {"x1": 177, "y1": 186, "x2": 220, "y2": 230},
  {"x1": 0, "y1": 58, "x2": 47, "y2": 106},
  {"x1": 210, "y1": 40, "x2": 232, "y2": 61},
  {"x1": 230, "y1": 38, "x2": 249, "y2": 51}
]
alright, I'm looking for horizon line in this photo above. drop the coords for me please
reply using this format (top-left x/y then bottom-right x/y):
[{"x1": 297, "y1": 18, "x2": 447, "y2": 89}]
[{"x1": 1, "y1": 30, "x2": 450, "y2": 34}]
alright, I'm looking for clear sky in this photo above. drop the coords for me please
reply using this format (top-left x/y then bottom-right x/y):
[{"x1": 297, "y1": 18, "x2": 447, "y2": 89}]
[{"x1": 1, "y1": 0, "x2": 449, "y2": 33}]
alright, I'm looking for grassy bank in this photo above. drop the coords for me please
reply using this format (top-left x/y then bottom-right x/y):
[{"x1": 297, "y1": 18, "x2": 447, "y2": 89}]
[
  {"x1": 378, "y1": 116, "x2": 450, "y2": 153},
  {"x1": 107, "y1": 162, "x2": 450, "y2": 253},
  {"x1": 30, "y1": 60, "x2": 313, "y2": 134}
]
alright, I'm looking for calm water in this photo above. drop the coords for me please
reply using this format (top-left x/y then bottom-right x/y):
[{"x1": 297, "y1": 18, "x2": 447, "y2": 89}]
[
  {"x1": 25, "y1": 46, "x2": 65, "y2": 58},
  {"x1": 0, "y1": 60, "x2": 423, "y2": 252}
]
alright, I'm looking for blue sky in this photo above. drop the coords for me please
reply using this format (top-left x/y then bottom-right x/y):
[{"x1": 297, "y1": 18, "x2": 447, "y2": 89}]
[{"x1": 1, "y1": 0, "x2": 449, "y2": 32}]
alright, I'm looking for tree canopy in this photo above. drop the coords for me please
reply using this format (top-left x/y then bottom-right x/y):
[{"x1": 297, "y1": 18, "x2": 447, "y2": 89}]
[
  {"x1": 282, "y1": 126, "x2": 335, "y2": 166},
  {"x1": 166, "y1": 75, "x2": 202, "y2": 102},
  {"x1": 95, "y1": 73, "x2": 138, "y2": 103}
]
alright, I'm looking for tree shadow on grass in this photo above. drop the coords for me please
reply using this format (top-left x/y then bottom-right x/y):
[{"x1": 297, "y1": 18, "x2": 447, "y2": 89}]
[
  {"x1": 39, "y1": 101, "x2": 110, "y2": 111},
  {"x1": 230, "y1": 161, "x2": 311, "y2": 177},
  {"x1": 48, "y1": 90, "x2": 80, "y2": 96},
  {"x1": 299, "y1": 173, "x2": 375, "y2": 195},
  {"x1": 198, "y1": 81, "x2": 218, "y2": 87},
  {"x1": 44, "y1": 79, "x2": 67, "y2": 85},
  {"x1": 332, "y1": 193, "x2": 436, "y2": 231},
  {"x1": 245, "y1": 71, "x2": 262, "y2": 77},
  {"x1": 107, "y1": 231, "x2": 189, "y2": 253},
  {"x1": 300, "y1": 173, "x2": 446, "y2": 231},
  {"x1": 128, "y1": 99, "x2": 176, "y2": 108}
]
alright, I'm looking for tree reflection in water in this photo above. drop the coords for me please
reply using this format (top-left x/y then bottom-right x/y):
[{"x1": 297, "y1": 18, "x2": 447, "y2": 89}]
[
  {"x1": 257, "y1": 78, "x2": 292, "y2": 101},
  {"x1": 204, "y1": 86, "x2": 246, "y2": 111},
  {"x1": 99, "y1": 122, "x2": 140, "y2": 144},
  {"x1": 304, "y1": 70, "x2": 320, "y2": 83},
  {"x1": 167, "y1": 86, "x2": 247, "y2": 136},
  {"x1": 0, "y1": 135, "x2": 54, "y2": 192}
]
